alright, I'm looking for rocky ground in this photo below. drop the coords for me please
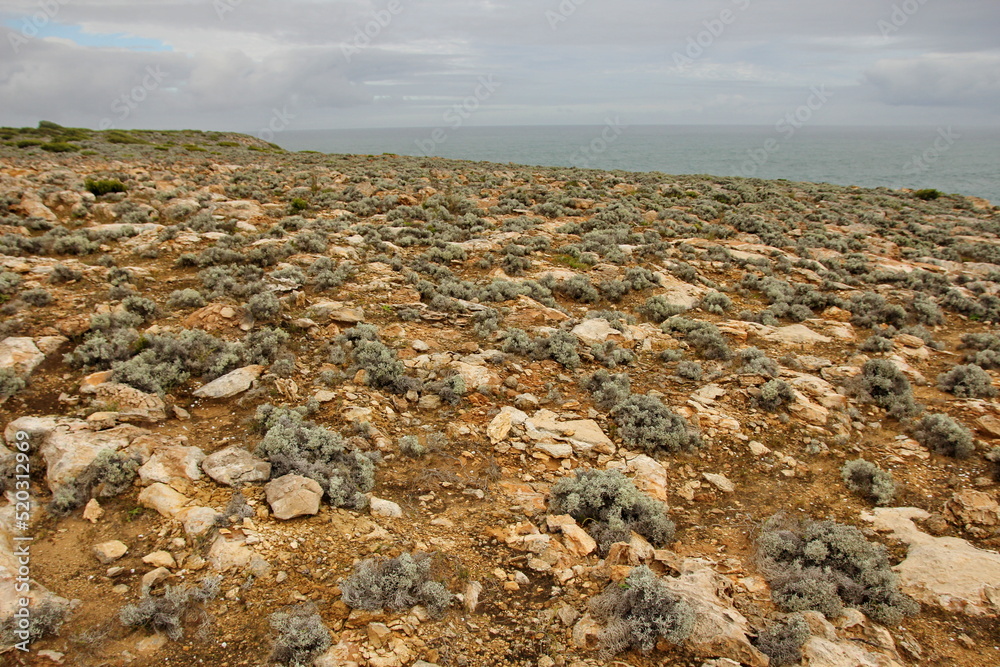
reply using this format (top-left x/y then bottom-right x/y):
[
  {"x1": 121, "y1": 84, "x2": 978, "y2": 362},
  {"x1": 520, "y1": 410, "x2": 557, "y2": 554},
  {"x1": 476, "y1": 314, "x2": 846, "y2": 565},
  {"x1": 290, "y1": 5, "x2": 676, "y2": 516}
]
[{"x1": 0, "y1": 123, "x2": 999, "y2": 667}]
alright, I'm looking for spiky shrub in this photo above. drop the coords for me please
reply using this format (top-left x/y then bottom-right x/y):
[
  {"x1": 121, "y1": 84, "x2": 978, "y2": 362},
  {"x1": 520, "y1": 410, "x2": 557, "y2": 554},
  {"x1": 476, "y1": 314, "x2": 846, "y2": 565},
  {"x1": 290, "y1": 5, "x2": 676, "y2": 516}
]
[
  {"x1": 851, "y1": 359, "x2": 919, "y2": 418},
  {"x1": 756, "y1": 514, "x2": 918, "y2": 625},
  {"x1": 19, "y1": 288, "x2": 52, "y2": 306},
  {"x1": 0, "y1": 368, "x2": 26, "y2": 400},
  {"x1": 611, "y1": 394, "x2": 699, "y2": 454},
  {"x1": 584, "y1": 369, "x2": 631, "y2": 412},
  {"x1": 398, "y1": 435, "x2": 427, "y2": 458},
  {"x1": 841, "y1": 459, "x2": 895, "y2": 506},
  {"x1": 638, "y1": 295, "x2": 687, "y2": 323},
  {"x1": 166, "y1": 288, "x2": 206, "y2": 310},
  {"x1": 0, "y1": 599, "x2": 67, "y2": 645},
  {"x1": 339, "y1": 552, "x2": 452, "y2": 618},
  {"x1": 699, "y1": 291, "x2": 732, "y2": 315},
  {"x1": 676, "y1": 360, "x2": 702, "y2": 381},
  {"x1": 591, "y1": 341, "x2": 635, "y2": 369},
  {"x1": 755, "y1": 379, "x2": 795, "y2": 412},
  {"x1": 119, "y1": 577, "x2": 220, "y2": 641},
  {"x1": 662, "y1": 316, "x2": 731, "y2": 360},
  {"x1": 548, "y1": 468, "x2": 675, "y2": 553},
  {"x1": 533, "y1": 330, "x2": 581, "y2": 369},
  {"x1": 253, "y1": 404, "x2": 376, "y2": 509},
  {"x1": 589, "y1": 565, "x2": 695, "y2": 657},
  {"x1": 268, "y1": 603, "x2": 332, "y2": 667},
  {"x1": 49, "y1": 263, "x2": 82, "y2": 283},
  {"x1": 936, "y1": 363, "x2": 996, "y2": 398},
  {"x1": 350, "y1": 339, "x2": 406, "y2": 390},
  {"x1": 248, "y1": 291, "x2": 281, "y2": 321},
  {"x1": 755, "y1": 613, "x2": 811, "y2": 667},
  {"x1": 911, "y1": 413, "x2": 975, "y2": 458},
  {"x1": 737, "y1": 347, "x2": 779, "y2": 377}
]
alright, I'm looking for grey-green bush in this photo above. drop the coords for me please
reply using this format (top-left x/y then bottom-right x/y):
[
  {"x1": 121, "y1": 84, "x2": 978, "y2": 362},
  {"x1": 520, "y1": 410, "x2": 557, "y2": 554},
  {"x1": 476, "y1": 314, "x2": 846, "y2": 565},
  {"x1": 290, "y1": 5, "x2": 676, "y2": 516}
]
[
  {"x1": 19, "y1": 288, "x2": 52, "y2": 306},
  {"x1": 340, "y1": 552, "x2": 452, "y2": 618},
  {"x1": 937, "y1": 363, "x2": 996, "y2": 398},
  {"x1": 911, "y1": 413, "x2": 975, "y2": 458},
  {"x1": 699, "y1": 290, "x2": 732, "y2": 315},
  {"x1": 756, "y1": 514, "x2": 917, "y2": 624},
  {"x1": 737, "y1": 347, "x2": 779, "y2": 377},
  {"x1": 254, "y1": 404, "x2": 376, "y2": 509},
  {"x1": 119, "y1": 577, "x2": 220, "y2": 640},
  {"x1": 248, "y1": 290, "x2": 281, "y2": 321},
  {"x1": 755, "y1": 379, "x2": 795, "y2": 412},
  {"x1": 0, "y1": 599, "x2": 67, "y2": 645},
  {"x1": 676, "y1": 360, "x2": 703, "y2": 381},
  {"x1": 0, "y1": 368, "x2": 26, "y2": 400},
  {"x1": 612, "y1": 394, "x2": 699, "y2": 454},
  {"x1": 268, "y1": 603, "x2": 332, "y2": 667},
  {"x1": 584, "y1": 369, "x2": 631, "y2": 411},
  {"x1": 167, "y1": 288, "x2": 206, "y2": 309},
  {"x1": 549, "y1": 468, "x2": 675, "y2": 553},
  {"x1": 851, "y1": 358, "x2": 919, "y2": 418},
  {"x1": 755, "y1": 613, "x2": 811, "y2": 667},
  {"x1": 841, "y1": 459, "x2": 895, "y2": 506},
  {"x1": 589, "y1": 565, "x2": 695, "y2": 657}
]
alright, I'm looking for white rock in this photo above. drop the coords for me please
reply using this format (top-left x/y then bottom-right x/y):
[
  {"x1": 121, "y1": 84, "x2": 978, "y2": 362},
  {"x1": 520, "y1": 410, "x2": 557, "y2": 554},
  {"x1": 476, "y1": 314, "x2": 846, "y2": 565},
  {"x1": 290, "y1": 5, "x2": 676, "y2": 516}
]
[
  {"x1": 138, "y1": 483, "x2": 190, "y2": 518},
  {"x1": 93, "y1": 540, "x2": 129, "y2": 564},
  {"x1": 370, "y1": 497, "x2": 403, "y2": 518},
  {"x1": 0, "y1": 337, "x2": 44, "y2": 377},
  {"x1": 201, "y1": 446, "x2": 271, "y2": 486},
  {"x1": 192, "y1": 365, "x2": 264, "y2": 399},
  {"x1": 265, "y1": 474, "x2": 323, "y2": 520},
  {"x1": 703, "y1": 473, "x2": 735, "y2": 493},
  {"x1": 138, "y1": 445, "x2": 205, "y2": 485},
  {"x1": 863, "y1": 507, "x2": 1000, "y2": 616}
]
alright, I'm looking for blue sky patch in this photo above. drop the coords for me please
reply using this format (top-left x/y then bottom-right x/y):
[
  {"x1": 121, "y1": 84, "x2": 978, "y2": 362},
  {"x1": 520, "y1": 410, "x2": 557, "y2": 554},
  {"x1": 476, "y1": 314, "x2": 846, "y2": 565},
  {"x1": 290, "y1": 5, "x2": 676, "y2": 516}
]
[{"x1": 2, "y1": 20, "x2": 171, "y2": 51}]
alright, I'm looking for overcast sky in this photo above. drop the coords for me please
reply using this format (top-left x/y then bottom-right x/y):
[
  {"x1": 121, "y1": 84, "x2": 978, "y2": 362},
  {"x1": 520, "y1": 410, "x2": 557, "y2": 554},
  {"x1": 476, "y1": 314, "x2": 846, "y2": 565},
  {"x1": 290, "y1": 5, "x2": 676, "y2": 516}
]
[{"x1": 1, "y1": 0, "x2": 998, "y2": 133}]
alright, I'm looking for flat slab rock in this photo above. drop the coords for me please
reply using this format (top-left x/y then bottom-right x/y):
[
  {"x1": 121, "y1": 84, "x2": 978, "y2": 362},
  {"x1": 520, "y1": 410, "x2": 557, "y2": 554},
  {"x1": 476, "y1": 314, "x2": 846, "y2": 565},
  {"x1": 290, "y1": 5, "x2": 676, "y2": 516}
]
[
  {"x1": 193, "y1": 365, "x2": 264, "y2": 399},
  {"x1": 863, "y1": 507, "x2": 1000, "y2": 616},
  {"x1": 0, "y1": 336, "x2": 45, "y2": 377},
  {"x1": 202, "y1": 446, "x2": 272, "y2": 486}
]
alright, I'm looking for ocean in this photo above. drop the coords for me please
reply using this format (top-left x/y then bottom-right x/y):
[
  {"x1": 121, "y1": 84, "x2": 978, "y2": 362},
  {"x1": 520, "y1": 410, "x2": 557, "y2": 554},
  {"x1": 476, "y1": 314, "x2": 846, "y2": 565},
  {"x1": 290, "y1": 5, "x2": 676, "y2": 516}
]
[{"x1": 275, "y1": 125, "x2": 1000, "y2": 205}]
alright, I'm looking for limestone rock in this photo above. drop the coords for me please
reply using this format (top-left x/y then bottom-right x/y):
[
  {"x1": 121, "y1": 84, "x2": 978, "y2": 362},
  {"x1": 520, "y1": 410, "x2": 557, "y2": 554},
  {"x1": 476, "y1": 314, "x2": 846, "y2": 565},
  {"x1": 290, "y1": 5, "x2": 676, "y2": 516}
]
[
  {"x1": 142, "y1": 551, "x2": 177, "y2": 569},
  {"x1": 370, "y1": 497, "x2": 403, "y2": 518},
  {"x1": 702, "y1": 473, "x2": 735, "y2": 494},
  {"x1": 660, "y1": 559, "x2": 768, "y2": 667},
  {"x1": 176, "y1": 506, "x2": 222, "y2": 536},
  {"x1": 92, "y1": 383, "x2": 167, "y2": 422},
  {"x1": 192, "y1": 365, "x2": 264, "y2": 399},
  {"x1": 265, "y1": 474, "x2": 323, "y2": 520},
  {"x1": 138, "y1": 483, "x2": 191, "y2": 518},
  {"x1": 571, "y1": 318, "x2": 626, "y2": 346},
  {"x1": 0, "y1": 337, "x2": 44, "y2": 377},
  {"x1": 138, "y1": 445, "x2": 205, "y2": 485},
  {"x1": 201, "y1": 446, "x2": 271, "y2": 486},
  {"x1": 623, "y1": 454, "x2": 669, "y2": 502},
  {"x1": 207, "y1": 535, "x2": 254, "y2": 572},
  {"x1": 762, "y1": 324, "x2": 832, "y2": 346},
  {"x1": 944, "y1": 489, "x2": 1000, "y2": 538},
  {"x1": 3, "y1": 416, "x2": 148, "y2": 494},
  {"x1": 93, "y1": 540, "x2": 129, "y2": 564},
  {"x1": 864, "y1": 507, "x2": 1000, "y2": 615}
]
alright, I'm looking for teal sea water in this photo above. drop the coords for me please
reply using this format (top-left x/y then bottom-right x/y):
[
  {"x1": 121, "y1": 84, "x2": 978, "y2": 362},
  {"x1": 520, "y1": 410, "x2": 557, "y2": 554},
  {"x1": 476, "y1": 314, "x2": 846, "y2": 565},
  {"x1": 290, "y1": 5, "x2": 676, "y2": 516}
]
[{"x1": 275, "y1": 125, "x2": 1000, "y2": 204}]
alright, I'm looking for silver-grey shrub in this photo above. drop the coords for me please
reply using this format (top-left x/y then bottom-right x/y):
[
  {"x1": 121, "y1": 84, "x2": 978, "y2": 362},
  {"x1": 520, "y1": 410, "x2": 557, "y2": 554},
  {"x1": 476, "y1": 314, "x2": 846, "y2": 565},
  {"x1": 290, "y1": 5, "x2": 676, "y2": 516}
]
[
  {"x1": 757, "y1": 514, "x2": 917, "y2": 625},
  {"x1": 589, "y1": 565, "x2": 695, "y2": 657},
  {"x1": 755, "y1": 613, "x2": 810, "y2": 667},
  {"x1": 841, "y1": 459, "x2": 895, "y2": 506},
  {"x1": 253, "y1": 404, "x2": 376, "y2": 509},
  {"x1": 612, "y1": 394, "x2": 699, "y2": 455},
  {"x1": 340, "y1": 552, "x2": 452, "y2": 618},
  {"x1": 911, "y1": 413, "x2": 975, "y2": 458},
  {"x1": 548, "y1": 468, "x2": 674, "y2": 553},
  {"x1": 268, "y1": 603, "x2": 332, "y2": 667},
  {"x1": 937, "y1": 363, "x2": 996, "y2": 398}
]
